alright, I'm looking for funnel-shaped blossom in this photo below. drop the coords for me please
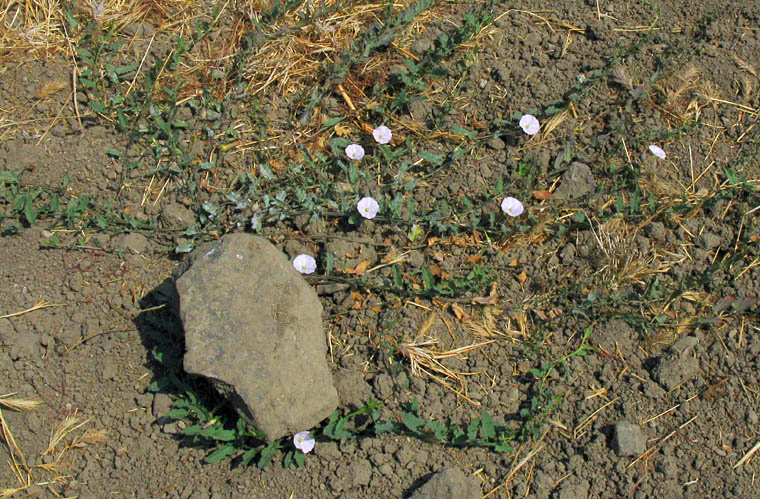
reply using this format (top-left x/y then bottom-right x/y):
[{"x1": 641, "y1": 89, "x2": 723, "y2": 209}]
[
  {"x1": 293, "y1": 431, "x2": 315, "y2": 454},
  {"x1": 345, "y1": 143, "x2": 365, "y2": 160},
  {"x1": 357, "y1": 197, "x2": 379, "y2": 219},
  {"x1": 519, "y1": 114, "x2": 540, "y2": 135},
  {"x1": 373, "y1": 126, "x2": 392, "y2": 144},
  {"x1": 293, "y1": 254, "x2": 317, "y2": 274},
  {"x1": 648, "y1": 144, "x2": 666, "y2": 159},
  {"x1": 501, "y1": 197, "x2": 524, "y2": 217}
]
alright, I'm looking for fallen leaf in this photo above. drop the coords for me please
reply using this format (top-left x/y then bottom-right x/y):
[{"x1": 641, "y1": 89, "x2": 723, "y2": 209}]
[
  {"x1": 533, "y1": 190, "x2": 553, "y2": 200},
  {"x1": 509, "y1": 259, "x2": 519, "y2": 267},
  {"x1": 427, "y1": 237, "x2": 440, "y2": 247},
  {"x1": 472, "y1": 282, "x2": 499, "y2": 305},
  {"x1": 360, "y1": 122, "x2": 374, "y2": 134},
  {"x1": 334, "y1": 124, "x2": 352, "y2": 137},
  {"x1": 466, "y1": 255, "x2": 483, "y2": 264},
  {"x1": 451, "y1": 303, "x2": 468, "y2": 320},
  {"x1": 418, "y1": 311, "x2": 438, "y2": 336},
  {"x1": 517, "y1": 271, "x2": 527, "y2": 284},
  {"x1": 433, "y1": 297, "x2": 449, "y2": 310},
  {"x1": 380, "y1": 249, "x2": 398, "y2": 264},
  {"x1": 345, "y1": 259, "x2": 371, "y2": 275},
  {"x1": 471, "y1": 119, "x2": 488, "y2": 131}
]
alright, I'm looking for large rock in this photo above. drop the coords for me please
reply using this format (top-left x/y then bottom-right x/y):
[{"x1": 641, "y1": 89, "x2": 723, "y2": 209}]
[{"x1": 174, "y1": 233, "x2": 338, "y2": 440}]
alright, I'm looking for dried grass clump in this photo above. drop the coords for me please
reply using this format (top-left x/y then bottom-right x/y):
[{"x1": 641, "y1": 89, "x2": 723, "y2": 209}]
[
  {"x1": 653, "y1": 64, "x2": 706, "y2": 124},
  {"x1": 241, "y1": 1, "x2": 399, "y2": 98},
  {"x1": 589, "y1": 218, "x2": 659, "y2": 291},
  {"x1": 397, "y1": 337, "x2": 495, "y2": 406}
]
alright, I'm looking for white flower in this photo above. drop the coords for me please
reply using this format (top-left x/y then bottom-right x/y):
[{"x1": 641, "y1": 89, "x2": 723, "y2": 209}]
[
  {"x1": 345, "y1": 143, "x2": 365, "y2": 160},
  {"x1": 519, "y1": 114, "x2": 540, "y2": 136},
  {"x1": 357, "y1": 197, "x2": 379, "y2": 219},
  {"x1": 293, "y1": 431, "x2": 315, "y2": 454},
  {"x1": 372, "y1": 125, "x2": 392, "y2": 144},
  {"x1": 293, "y1": 254, "x2": 317, "y2": 274},
  {"x1": 648, "y1": 144, "x2": 666, "y2": 159},
  {"x1": 501, "y1": 197, "x2": 524, "y2": 217}
]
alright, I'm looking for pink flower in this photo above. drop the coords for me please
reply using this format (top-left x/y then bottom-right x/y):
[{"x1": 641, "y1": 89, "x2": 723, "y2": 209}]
[
  {"x1": 293, "y1": 431, "x2": 315, "y2": 454},
  {"x1": 519, "y1": 114, "x2": 540, "y2": 135},
  {"x1": 357, "y1": 197, "x2": 380, "y2": 219},
  {"x1": 293, "y1": 254, "x2": 317, "y2": 274},
  {"x1": 501, "y1": 197, "x2": 524, "y2": 217},
  {"x1": 372, "y1": 125, "x2": 392, "y2": 144},
  {"x1": 345, "y1": 143, "x2": 365, "y2": 160},
  {"x1": 648, "y1": 144, "x2": 666, "y2": 159}
]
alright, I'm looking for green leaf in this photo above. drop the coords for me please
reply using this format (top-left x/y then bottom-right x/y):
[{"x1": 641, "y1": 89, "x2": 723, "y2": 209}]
[
  {"x1": 204, "y1": 443, "x2": 235, "y2": 464},
  {"x1": 422, "y1": 267, "x2": 434, "y2": 290},
  {"x1": 450, "y1": 126, "x2": 476, "y2": 139},
  {"x1": 630, "y1": 189, "x2": 641, "y2": 214},
  {"x1": 401, "y1": 411, "x2": 426, "y2": 435},
  {"x1": 724, "y1": 166, "x2": 740, "y2": 185},
  {"x1": 480, "y1": 410, "x2": 495, "y2": 439},
  {"x1": 374, "y1": 420, "x2": 395, "y2": 434},
  {"x1": 323, "y1": 410, "x2": 352, "y2": 439},
  {"x1": 241, "y1": 446, "x2": 262, "y2": 466},
  {"x1": 425, "y1": 420, "x2": 448, "y2": 442},
  {"x1": 418, "y1": 150, "x2": 443, "y2": 166},
  {"x1": 466, "y1": 417, "x2": 480, "y2": 441},
  {"x1": 88, "y1": 101, "x2": 108, "y2": 114},
  {"x1": 493, "y1": 441, "x2": 513, "y2": 453},
  {"x1": 166, "y1": 408, "x2": 188, "y2": 419},
  {"x1": 451, "y1": 427, "x2": 467, "y2": 445},
  {"x1": 182, "y1": 424, "x2": 203, "y2": 436},
  {"x1": 257, "y1": 441, "x2": 280, "y2": 469},
  {"x1": 205, "y1": 427, "x2": 236, "y2": 441},
  {"x1": 294, "y1": 450, "x2": 305, "y2": 467},
  {"x1": 392, "y1": 264, "x2": 402, "y2": 289},
  {"x1": 115, "y1": 63, "x2": 138, "y2": 75},
  {"x1": 175, "y1": 242, "x2": 194, "y2": 254},
  {"x1": 23, "y1": 197, "x2": 37, "y2": 225},
  {"x1": 320, "y1": 116, "x2": 345, "y2": 130},
  {"x1": 259, "y1": 164, "x2": 275, "y2": 180}
]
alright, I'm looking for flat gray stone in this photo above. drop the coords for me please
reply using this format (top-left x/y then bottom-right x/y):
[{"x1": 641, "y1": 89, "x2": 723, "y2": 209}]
[
  {"x1": 119, "y1": 232, "x2": 149, "y2": 254},
  {"x1": 175, "y1": 233, "x2": 338, "y2": 440},
  {"x1": 612, "y1": 422, "x2": 646, "y2": 457},
  {"x1": 554, "y1": 161, "x2": 596, "y2": 200},
  {"x1": 653, "y1": 336, "x2": 699, "y2": 391},
  {"x1": 161, "y1": 203, "x2": 195, "y2": 230},
  {"x1": 410, "y1": 466, "x2": 481, "y2": 499}
]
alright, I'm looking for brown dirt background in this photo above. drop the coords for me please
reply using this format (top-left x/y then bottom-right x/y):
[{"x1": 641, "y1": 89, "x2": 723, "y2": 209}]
[{"x1": 1, "y1": 1, "x2": 759, "y2": 497}]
